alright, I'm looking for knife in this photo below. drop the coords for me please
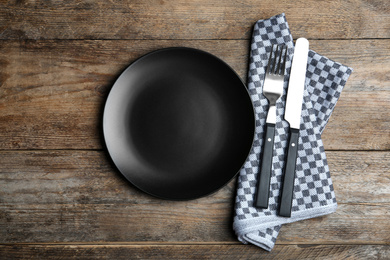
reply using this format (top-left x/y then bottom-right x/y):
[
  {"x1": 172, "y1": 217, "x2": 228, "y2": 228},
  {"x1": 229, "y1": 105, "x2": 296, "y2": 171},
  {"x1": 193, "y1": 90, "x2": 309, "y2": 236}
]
[{"x1": 279, "y1": 38, "x2": 309, "y2": 217}]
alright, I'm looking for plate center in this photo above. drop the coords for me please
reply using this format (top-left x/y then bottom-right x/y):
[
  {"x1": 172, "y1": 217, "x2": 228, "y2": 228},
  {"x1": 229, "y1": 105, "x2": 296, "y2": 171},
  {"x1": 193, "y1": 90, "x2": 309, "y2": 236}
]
[{"x1": 129, "y1": 75, "x2": 226, "y2": 175}]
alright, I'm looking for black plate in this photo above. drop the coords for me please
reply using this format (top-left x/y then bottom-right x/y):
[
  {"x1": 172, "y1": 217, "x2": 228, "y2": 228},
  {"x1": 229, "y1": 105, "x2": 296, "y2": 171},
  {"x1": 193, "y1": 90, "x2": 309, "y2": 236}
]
[{"x1": 103, "y1": 47, "x2": 254, "y2": 200}]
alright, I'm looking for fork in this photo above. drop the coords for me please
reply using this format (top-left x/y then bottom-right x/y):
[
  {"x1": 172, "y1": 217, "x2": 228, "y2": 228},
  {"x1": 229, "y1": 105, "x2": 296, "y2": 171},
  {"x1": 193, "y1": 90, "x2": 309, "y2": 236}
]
[{"x1": 254, "y1": 44, "x2": 288, "y2": 209}]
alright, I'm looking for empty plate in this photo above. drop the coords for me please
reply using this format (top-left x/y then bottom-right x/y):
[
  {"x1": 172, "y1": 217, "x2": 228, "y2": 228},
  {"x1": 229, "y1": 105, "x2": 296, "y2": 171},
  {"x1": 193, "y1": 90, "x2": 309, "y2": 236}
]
[{"x1": 103, "y1": 47, "x2": 254, "y2": 200}]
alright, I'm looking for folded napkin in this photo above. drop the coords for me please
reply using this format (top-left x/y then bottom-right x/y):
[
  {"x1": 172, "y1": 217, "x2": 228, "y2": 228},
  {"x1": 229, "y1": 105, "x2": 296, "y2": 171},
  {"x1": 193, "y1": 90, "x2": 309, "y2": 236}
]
[{"x1": 233, "y1": 13, "x2": 353, "y2": 251}]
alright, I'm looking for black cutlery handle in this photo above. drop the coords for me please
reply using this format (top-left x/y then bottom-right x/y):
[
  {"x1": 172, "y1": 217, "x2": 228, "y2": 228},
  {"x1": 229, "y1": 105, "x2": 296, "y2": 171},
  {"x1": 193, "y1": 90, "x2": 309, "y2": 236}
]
[
  {"x1": 279, "y1": 128, "x2": 299, "y2": 217},
  {"x1": 254, "y1": 123, "x2": 276, "y2": 208}
]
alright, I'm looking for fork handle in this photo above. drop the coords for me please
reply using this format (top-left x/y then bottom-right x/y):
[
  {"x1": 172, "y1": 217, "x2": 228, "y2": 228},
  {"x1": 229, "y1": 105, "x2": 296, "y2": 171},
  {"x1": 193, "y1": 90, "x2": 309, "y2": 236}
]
[{"x1": 254, "y1": 123, "x2": 275, "y2": 209}]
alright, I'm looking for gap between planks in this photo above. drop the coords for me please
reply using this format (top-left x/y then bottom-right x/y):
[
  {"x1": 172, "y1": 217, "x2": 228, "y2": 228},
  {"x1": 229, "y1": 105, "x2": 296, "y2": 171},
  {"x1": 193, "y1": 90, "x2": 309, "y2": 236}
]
[
  {"x1": 1, "y1": 242, "x2": 389, "y2": 247},
  {"x1": 0, "y1": 149, "x2": 388, "y2": 152},
  {"x1": 0, "y1": 38, "x2": 388, "y2": 41}
]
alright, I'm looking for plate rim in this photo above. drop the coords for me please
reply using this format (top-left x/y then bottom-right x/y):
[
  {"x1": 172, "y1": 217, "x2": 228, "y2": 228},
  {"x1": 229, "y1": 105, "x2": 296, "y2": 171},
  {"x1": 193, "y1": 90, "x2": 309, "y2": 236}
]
[{"x1": 102, "y1": 46, "x2": 255, "y2": 200}]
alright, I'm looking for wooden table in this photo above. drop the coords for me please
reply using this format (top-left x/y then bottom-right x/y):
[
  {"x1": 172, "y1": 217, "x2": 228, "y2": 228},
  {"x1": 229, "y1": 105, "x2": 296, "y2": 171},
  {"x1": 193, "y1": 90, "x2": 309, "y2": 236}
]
[{"x1": 1, "y1": 1, "x2": 389, "y2": 259}]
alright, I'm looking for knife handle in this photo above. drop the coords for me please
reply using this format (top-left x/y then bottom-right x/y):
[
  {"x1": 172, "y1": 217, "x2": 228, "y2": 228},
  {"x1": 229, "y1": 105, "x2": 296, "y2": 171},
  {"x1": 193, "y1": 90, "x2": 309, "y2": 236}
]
[
  {"x1": 254, "y1": 123, "x2": 275, "y2": 209},
  {"x1": 279, "y1": 128, "x2": 299, "y2": 217}
]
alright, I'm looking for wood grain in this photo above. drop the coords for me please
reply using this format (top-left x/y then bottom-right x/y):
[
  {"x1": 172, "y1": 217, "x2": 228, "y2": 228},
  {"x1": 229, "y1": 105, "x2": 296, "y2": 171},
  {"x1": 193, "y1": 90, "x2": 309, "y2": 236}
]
[
  {"x1": 3, "y1": 202, "x2": 389, "y2": 244},
  {"x1": 1, "y1": 0, "x2": 389, "y2": 258},
  {"x1": 0, "y1": 0, "x2": 389, "y2": 40},
  {"x1": 0, "y1": 150, "x2": 389, "y2": 244},
  {"x1": 0, "y1": 244, "x2": 389, "y2": 260},
  {"x1": 0, "y1": 40, "x2": 389, "y2": 150}
]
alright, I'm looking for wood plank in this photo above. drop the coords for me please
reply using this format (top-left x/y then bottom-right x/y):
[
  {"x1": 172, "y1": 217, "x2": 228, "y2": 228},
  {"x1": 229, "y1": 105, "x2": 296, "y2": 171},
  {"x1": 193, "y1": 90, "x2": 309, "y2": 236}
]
[
  {"x1": 0, "y1": 151, "x2": 388, "y2": 205},
  {"x1": 327, "y1": 151, "x2": 390, "y2": 203},
  {"x1": 308, "y1": 40, "x2": 390, "y2": 92},
  {"x1": 0, "y1": 150, "x2": 389, "y2": 243},
  {"x1": 2, "y1": 202, "x2": 389, "y2": 244},
  {"x1": 322, "y1": 92, "x2": 390, "y2": 151},
  {"x1": 0, "y1": 244, "x2": 389, "y2": 259},
  {"x1": 0, "y1": 39, "x2": 389, "y2": 150},
  {"x1": 0, "y1": 39, "x2": 248, "y2": 150},
  {"x1": 0, "y1": 0, "x2": 389, "y2": 40}
]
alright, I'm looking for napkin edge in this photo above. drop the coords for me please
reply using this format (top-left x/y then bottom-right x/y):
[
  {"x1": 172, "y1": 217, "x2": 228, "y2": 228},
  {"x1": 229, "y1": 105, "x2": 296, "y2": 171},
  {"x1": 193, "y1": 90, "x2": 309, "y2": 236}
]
[
  {"x1": 233, "y1": 203, "x2": 337, "y2": 237},
  {"x1": 238, "y1": 233, "x2": 275, "y2": 251}
]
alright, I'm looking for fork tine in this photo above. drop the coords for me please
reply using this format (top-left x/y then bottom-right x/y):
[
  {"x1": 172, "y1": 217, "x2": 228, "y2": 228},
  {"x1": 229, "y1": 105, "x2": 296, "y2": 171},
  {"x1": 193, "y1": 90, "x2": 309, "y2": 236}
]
[
  {"x1": 267, "y1": 44, "x2": 288, "y2": 76},
  {"x1": 275, "y1": 45, "x2": 283, "y2": 75},
  {"x1": 272, "y1": 45, "x2": 279, "y2": 74},
  {"x1": 281, "y1": 46, "x2": 288, "y2": 75}
]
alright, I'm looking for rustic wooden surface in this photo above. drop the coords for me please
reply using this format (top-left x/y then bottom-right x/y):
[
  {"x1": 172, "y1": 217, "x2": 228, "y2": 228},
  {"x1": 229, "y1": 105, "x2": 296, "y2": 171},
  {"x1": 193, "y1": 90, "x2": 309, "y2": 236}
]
[{"x1": 0, "y1": 0, "x2": 389, "y2": 259}]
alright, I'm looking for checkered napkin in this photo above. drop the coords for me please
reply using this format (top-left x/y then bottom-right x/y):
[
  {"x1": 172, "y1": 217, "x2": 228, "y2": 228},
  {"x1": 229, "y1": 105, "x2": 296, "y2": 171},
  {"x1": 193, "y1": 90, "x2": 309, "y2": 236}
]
[{"x1": 233, "y1": 13, "x2": 353, "y2": 251}]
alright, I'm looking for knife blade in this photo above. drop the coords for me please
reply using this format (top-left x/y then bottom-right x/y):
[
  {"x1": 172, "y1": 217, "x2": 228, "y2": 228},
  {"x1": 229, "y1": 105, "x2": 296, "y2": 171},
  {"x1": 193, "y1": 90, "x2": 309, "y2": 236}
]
[{"x1": 279, "y1": 38, "x2": 309, "y2": 217}]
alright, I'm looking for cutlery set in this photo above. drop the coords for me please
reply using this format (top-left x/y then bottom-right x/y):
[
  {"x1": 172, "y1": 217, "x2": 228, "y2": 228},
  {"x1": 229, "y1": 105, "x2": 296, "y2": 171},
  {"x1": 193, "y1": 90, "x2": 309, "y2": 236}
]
[
  {"x1": 234, "y1": 13, "x2": 352, "y2": 251},
  {"x1": 254, "y1": 38, "x2": 309, "y2": 217}
]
